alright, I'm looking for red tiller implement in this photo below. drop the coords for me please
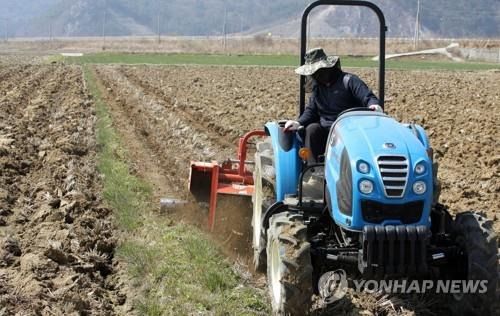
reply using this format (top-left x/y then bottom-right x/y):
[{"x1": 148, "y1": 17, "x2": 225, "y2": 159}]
[{"x1": 189, "y1": 130, "x2": 267, "y2": 230}]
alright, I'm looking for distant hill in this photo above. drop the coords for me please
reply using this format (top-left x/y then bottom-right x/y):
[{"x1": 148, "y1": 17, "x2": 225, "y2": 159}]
[
  {"x1": 249, "y1": 3, "x2": 436, "y2": 38},
  {"x1": 1, "y1": 0, "x2": 499, "y2": 38}
]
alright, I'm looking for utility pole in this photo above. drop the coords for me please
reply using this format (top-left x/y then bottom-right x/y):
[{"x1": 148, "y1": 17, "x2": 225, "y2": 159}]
[
  {"x1": 157, "y1": 0, "x2": 161, "y2": 44},
  {"x1": 49, "y1": 22, "x2": 53, "y2": 41},
  {"x1": 102, "y1": 0, "x2": 107, "y2": 50},
  {"x1": 240, "y1": 14, "x2": 243, "y2": 35},
  {"x1": 414, "y1": 0, "x2": 421, "y2": 49},
  {"x1": 4, "y1": 19, "x2": 8, "y2": 42},
  {"x1": 239, "y1": 13, "x2": 244, "y2": 52},
  {"x1": 222, "y1": 2, "x2": 227, "y2": 52}
]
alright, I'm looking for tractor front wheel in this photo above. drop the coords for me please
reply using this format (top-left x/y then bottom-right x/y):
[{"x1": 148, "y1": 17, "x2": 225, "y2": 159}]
[
  {"x1": 449, "y1": 211, "x2": 498, "y2": 316},
  {"x1": 267, "y1": 212, "x2": 313, "y2": 316}
]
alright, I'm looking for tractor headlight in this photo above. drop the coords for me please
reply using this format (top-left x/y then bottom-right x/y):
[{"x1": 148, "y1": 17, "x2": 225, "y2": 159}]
[
  {"x1": 415, "y1": 162, "x2": 426, "y2": 175},
  {"x1": 413, "y1": 181, "x2": 427, "y2": 195},
  {"x1": 359, "y1": 180, "x2": 374, "y2": 194},
  {"x1": 358, "y1": 161, "x2": 370, "y2": 174}
]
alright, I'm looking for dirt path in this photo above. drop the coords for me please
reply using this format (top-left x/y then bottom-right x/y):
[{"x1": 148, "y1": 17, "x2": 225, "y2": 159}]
[{"x1": 0, "y1": 65, "x2": 124, "y2": 315}]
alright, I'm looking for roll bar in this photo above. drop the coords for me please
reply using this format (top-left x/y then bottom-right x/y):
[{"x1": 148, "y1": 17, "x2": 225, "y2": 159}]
[{"x1": 299, "y1": 0, "x2": 387, "y2": 115}]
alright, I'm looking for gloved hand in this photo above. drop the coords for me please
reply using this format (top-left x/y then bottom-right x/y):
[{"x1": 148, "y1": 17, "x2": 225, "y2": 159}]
[
  {"x1": 369, "y1": 104, "x2": 383, "y2": 113},
  {"x1": 284, "y1": 120, "x2": 301, "y2": 132}
]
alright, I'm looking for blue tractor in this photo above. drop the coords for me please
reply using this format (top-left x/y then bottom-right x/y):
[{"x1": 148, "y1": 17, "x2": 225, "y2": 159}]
[{"x1": 249, "y1": 1, "x2": 498, "y2": 315}]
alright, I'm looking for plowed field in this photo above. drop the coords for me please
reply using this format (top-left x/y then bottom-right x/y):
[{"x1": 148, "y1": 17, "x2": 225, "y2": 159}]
[
  {"x1": 0, "y1": 65, "x2": 124, "y2": 315},
  {"x1": 1, "y1": 62, "x2": 498, "y2": 315}
]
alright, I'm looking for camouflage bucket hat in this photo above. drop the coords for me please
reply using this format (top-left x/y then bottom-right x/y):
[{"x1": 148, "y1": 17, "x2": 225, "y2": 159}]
[{"x1": 295, "y1": 47, "x2": 340, "y2": 76}]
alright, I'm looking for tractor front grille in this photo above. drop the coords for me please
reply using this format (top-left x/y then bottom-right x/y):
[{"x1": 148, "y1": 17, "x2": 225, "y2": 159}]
[{"x1": 377, "y1": 156, "x2": 408, "y2": 198}]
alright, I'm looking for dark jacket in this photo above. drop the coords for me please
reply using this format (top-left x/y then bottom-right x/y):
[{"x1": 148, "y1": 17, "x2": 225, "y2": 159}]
[{"x1": 298, "y1": 72, "x2": 380, "y2": 128}]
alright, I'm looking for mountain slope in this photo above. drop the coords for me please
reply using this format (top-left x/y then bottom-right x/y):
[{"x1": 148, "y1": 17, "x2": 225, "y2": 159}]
[
  {"x1": 252, "y1": 4, "x2": 435, "y2": 38},
  {"x1": 1, "y1": 0, "x2": 498, "y2": 38},
  {"x1": 252, "y1": 0, "x2": 499, "y2": 38}
]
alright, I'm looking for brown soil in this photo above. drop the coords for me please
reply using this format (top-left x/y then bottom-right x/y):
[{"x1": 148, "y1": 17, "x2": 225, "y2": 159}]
[
  {"x1": 0, "y1": 65, "x2": 125, "y2": 314},
  {"x1": 3, "y1": 61, "x2": 496, "y2": 315}
]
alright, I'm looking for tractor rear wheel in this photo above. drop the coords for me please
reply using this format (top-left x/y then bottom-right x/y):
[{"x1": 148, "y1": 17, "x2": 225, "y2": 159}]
[
  {"x1": 449, "y1": 211, "x2": 498, "y2": 316},
  {"x1": 267, "y1": 212, "x2": 313, "y2": 316},
  {"x1": 252, "y1": 140, "x2": 275, "y2": 273}
]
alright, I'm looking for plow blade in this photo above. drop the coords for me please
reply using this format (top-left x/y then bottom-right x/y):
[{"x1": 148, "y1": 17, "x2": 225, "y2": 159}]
[{"x1": 189, "y1": 130, "x2": 267, "y2": 230}]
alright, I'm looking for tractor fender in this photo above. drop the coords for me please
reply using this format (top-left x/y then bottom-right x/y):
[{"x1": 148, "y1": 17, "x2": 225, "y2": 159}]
[
  {"x1": 261, "y1": 201, "x2": 291, "y2": 232},
  {"x1": 264, "y1": 122, "x2": 301, "y2": 201}
]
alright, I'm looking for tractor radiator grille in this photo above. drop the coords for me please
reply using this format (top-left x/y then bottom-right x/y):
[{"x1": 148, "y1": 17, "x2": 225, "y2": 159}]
[{"x1": 377, "y1": 156, "x2": 408, "y2": 198}]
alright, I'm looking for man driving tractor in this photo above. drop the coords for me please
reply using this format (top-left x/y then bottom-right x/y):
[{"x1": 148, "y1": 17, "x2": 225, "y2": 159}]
[{"x1": 285, "y1": 48, "x2": 383, "y2": 164}]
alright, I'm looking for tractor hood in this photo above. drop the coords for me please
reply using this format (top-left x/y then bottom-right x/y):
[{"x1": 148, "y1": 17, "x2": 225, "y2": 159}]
[
  {"x1": 329, "y1": 113, "x2": 427, "y2": 159},
  {"x1": 325, "y1": 112, "x2": 433, "y2": 231}
]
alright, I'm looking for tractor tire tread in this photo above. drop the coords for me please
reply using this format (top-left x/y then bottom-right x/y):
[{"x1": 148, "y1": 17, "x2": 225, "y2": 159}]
[
  {"x1": 267, "y1": 212, "x2": 313, "y2": 316},
  {"x1": 449, "y1": 211, "x2": 498, "y2": 316}
]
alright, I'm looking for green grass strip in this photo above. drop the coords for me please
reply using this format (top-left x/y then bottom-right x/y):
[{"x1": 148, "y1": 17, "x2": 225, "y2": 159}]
[
  {"x1": 69, "y1": 53, "x2": 500, "y2": 71},
  {"x1": 82, "y1": 65, "x2": 269, "y2": 315},
  {"x1": 83, "y1": 65, "x2": 150, "y2": 231}
]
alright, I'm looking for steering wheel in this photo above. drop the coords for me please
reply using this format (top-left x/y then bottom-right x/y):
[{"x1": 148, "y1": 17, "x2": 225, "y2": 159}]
[{"x1": 337, "y1": 107, "x2": 371, "y2": 117}]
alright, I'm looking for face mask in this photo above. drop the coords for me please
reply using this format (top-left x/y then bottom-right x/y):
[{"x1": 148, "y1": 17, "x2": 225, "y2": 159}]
[{"x1": 312, "y1": 68, "x2": 333, "y2": 85}]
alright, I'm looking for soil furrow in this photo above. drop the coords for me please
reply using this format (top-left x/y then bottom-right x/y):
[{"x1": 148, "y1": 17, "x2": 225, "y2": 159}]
[
  {"x1": 94, "y1": 66, "x2": 227, "y2": 185},
  {"x1": 118, "y1": 66, "x2": 236, "y2": 150},
  {"x1": 92, "y1": 66, "x2": 177, "y2": 200},
  {"x1": 0, "y1": 66, "x2": 53, "y2": 103},
  {"x1": 0, "y1": 65, "x2": 31, "y2": 87},
  {"x1": 117, "y1": 65, "x2": 298, "y2": 142}
]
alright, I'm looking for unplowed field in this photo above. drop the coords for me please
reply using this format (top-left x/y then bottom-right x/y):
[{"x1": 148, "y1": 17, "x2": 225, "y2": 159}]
[{"x1": 0, "y1": 65, "x2": 124, "y2": 314}]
